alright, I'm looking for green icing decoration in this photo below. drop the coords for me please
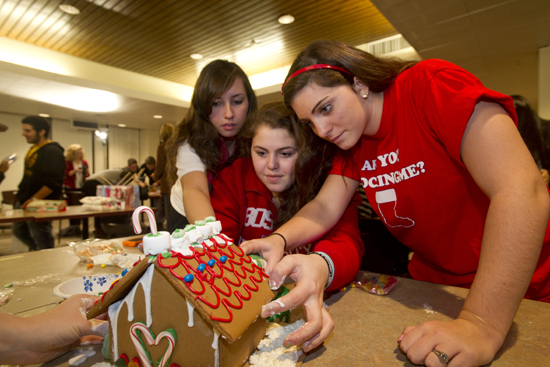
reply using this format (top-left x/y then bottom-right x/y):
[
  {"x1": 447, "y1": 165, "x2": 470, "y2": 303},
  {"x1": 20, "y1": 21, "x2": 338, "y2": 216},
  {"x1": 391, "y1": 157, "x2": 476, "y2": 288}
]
[
  {"x1": 172, "y1": 229, "x2": 185, "y2": 238},
  {"x1": 146, "y1": 233, "x2": 163, "y2": 237},
  {"x1": 267, "y1": 285, "x2": 291, "y2": 323},
  {"x1": 183, "y1": 224, "x2": 195, "y2": 232},
  {"x1": 194, "y1": 220, "x2": 205, "y2": 226},
  {"x1": 102, "y1": 333, "x2": 111, "y2": 359},
  {"x1": 205, "y1": 216, "x2": 216, "y2": 223},
  {"x1": 249, "y1": 254, "x2": 267, "y2": 268},
  {"x1": 160, "y1": 252, "x2": 172, "y2": 259}
]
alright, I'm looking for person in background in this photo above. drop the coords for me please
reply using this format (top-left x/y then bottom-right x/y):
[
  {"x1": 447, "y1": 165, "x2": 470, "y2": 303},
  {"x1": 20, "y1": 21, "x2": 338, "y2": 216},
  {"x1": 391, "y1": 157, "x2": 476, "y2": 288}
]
[
  {"x1": 211, "y1": 102, "x2": 363, "y2": 350},
  {"x1": 0, "y1": 295, "x2": 107, "y2": 365},
  {"x1": 138, "y1": 156, "x2": 156, "y2": 186},
  {"x1": 0, "y1": 122, "x2": 9, "y2": 184},
  {"x1": 61, "y1": 144, "x2": 90, "y2": 236},
  {"x1": 119, "y1": 158, "x2": 138, "y2": 181},
  {"x1": 165, "y1": 59, "x2": 257, "y2": 232},
  {"x1": 511, "y1": 94, "x2": 550, "y2": 186},
  {"x1": 245, "y1": 40, "x2": 550, "y2": 366},
  {"x1": 152, "y1": 123, "x2": 175, "y2": 230},
  {"x1": 63, "y1": 144, "x2": 89, "y2": 191},
  {"x1": 13, "y1": 116, "x2": 65, "y2": 251}
]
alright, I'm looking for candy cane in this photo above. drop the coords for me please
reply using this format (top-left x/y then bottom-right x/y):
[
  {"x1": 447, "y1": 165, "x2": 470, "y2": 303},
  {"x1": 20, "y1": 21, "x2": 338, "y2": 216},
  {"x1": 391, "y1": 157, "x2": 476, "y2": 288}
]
[
  {"x1": 132, "y1": 206, "x2": 157, "y2": 235},
  {"x1": 129, "y1": 322, "x2": 177, "y2": 367}
]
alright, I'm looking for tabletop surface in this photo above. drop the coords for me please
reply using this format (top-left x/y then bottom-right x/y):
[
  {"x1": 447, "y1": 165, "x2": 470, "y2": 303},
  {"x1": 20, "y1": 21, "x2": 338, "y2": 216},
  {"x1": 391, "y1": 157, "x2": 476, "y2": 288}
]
[{"x1": 1, "y1": 241, "x2": 549, "y2": 367}]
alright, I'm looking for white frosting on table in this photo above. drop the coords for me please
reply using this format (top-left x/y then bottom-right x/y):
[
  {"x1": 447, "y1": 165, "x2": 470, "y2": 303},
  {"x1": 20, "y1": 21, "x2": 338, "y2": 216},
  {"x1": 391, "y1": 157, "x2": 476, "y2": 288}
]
[{"x1": 249, "y1": 319, "x2": 305, "y2": 367}]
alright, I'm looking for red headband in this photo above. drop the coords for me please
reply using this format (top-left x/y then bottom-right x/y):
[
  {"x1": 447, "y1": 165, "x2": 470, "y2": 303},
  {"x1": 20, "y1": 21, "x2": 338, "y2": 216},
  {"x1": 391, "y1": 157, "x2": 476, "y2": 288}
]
[{"x1": 281, "y1": 64, "x2": 353, "y2": 94}]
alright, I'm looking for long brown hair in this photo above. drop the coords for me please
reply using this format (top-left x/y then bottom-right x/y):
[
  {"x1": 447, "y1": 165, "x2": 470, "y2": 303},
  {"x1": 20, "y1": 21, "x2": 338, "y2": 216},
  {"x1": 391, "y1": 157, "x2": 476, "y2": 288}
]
[
  {"x1": 282, "y1": 40, "x2": 418, "y2": 107},
  {"x1": 239, "y1": 101, "x2": 336, "y2": 227},
  {"x1": 166, "y1": 60, "x2": 257, "y2": 187}
]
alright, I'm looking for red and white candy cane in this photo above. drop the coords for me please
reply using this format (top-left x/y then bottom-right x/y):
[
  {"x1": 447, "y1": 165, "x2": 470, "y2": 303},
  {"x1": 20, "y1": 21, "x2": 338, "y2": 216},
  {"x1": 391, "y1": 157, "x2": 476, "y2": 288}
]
[
  {"x1": 129, "y1": 322, "x2": 176, "y2": 367},
  {"x1": 132, "y1": 206, "x2": 157, "y2": 235}
]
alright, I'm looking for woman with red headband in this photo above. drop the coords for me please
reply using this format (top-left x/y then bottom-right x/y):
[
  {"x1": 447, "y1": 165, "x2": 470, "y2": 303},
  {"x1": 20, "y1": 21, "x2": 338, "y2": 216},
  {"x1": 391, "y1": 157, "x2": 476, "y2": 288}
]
[{"x1": 242, "y1": 40, "x2": 550, "y2": 366}]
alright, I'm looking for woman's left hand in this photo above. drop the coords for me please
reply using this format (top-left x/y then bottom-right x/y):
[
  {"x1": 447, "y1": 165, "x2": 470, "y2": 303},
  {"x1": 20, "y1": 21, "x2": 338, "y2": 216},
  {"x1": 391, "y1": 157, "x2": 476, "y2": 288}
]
[
  {"x1": 398, "y1": 312, "x2": 505, "y2": 367},
  {"x1": 260, "y1": 254, "x2": 333, "y2": 352}
]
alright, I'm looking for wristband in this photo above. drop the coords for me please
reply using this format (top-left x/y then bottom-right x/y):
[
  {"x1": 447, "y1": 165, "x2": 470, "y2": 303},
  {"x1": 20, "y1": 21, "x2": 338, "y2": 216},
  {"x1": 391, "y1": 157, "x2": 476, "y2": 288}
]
[
  {"x1": 267, "y1": 232, "x2": 287, "y2": 250},
  {"x1": 310, "y1": 252, "x2": 334, "y2": 290}
]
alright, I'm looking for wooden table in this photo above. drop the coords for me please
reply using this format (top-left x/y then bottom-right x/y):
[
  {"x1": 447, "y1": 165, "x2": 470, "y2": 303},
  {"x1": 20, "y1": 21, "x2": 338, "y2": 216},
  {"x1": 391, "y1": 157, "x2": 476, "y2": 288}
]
[
  {"x1": 1, "y1": 244, "x2": 549, "y2": 366},
  {"x1": 0, "y1": 206, "x2": 141, "y2": 238},
  {"x1": 0, "y1": 209, "x2": 34, "y2": 224}
]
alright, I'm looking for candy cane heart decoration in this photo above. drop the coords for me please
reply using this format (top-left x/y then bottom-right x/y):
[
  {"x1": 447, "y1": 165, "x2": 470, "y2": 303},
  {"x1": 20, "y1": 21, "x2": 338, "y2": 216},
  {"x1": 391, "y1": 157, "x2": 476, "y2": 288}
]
[
  {"x1": 132, "y1": 206, "x2": 157, "y2": 235},
  {"x1": 129, "y1": 322, "x2": 177, "y2": 367}
]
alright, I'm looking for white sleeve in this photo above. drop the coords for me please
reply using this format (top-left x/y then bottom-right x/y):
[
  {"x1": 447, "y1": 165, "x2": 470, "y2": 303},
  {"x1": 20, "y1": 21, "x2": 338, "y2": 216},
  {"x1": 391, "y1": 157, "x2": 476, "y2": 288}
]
[{"x1": 176, "y1": 142, "x2": 206, "y2": 177}]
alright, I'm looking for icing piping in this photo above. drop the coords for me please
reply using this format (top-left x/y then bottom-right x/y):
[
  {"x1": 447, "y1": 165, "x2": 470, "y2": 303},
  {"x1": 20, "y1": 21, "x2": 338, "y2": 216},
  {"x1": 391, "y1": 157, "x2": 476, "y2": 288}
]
[
  {"x1": 156, "y1": 234, "x2": 268, "y2": 323},
  {"x1": 212, "y1": 329, "x2": 220, "y2": 367},
  {"x1": 186, "y1": 299, "x2": 195, "y2": 327},
  {"x1": 109, "y1": 264, "x2": 155, "y2": 360}
]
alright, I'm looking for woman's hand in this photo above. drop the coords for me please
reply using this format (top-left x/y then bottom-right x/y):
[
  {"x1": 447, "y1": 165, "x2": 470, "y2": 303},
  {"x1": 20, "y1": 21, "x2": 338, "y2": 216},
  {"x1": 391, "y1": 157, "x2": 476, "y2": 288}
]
[
  {"x1": 260, "y1": 254, "x2": 333, "y2": 352},
  {"x1": 398, "y1": 310, "x2": 505, "y2": 367},
  {"x1": 240, "y1": 235, "x2": 286, "y2": 276},
  {"x1": 0, "y1": 294, "x2": 108, "y2": 365}
]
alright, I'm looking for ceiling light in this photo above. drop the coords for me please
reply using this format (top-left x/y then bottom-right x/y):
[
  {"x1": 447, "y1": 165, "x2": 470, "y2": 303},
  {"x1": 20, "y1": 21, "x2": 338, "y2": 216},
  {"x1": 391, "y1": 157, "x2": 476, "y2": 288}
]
[
  {"x1": 39, "y1": 113, "x2": 50, "y2": 118},
  {"x1": 153, "y1": 115, "x2": 163, "y2": 119},
  {"x1": 190, "y1": 54, "x2": 203, "y2": 60},
  {"x1": 59, "y1": 4, "x2": 80, "y2": 15},
  {"x1": 278, "y1": 15, "x2": 295, "y2": 24},
  {"x1": 95, "y1": 130, "x2": 107, "y2": 140},
  {"x1": 118, "y1": 124, "x2": 126, "y2": 127}
]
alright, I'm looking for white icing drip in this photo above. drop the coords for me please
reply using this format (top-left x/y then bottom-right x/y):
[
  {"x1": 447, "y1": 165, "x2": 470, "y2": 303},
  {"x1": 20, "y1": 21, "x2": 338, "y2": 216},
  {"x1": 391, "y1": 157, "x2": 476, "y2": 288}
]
[
  {"x1": 109, "y1": 264, "x2": 155, "y2": 361},
  {"x1": 186, "y1": 299, "x2": 195, "y2": 327},
  {"x1": 212, "y1": 329, "x2": 220, "y2": 367}
]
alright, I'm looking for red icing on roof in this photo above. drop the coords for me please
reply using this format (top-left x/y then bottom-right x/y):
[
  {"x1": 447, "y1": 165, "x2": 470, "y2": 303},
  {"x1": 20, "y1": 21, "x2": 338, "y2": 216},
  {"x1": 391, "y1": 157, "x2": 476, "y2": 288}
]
[{"x1": 156, "y1": 234, "x2": 268, "y2": 323}]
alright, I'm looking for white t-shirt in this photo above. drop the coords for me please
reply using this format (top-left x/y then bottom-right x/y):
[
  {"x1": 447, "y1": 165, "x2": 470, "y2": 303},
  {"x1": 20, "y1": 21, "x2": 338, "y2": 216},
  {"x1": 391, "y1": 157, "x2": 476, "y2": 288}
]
[
  {"x1": 74, "y1": 161, "x2": 83, "y2": 188},
  {"x1": 170, "y1": 142, "x2": 207, "y2": 216}
]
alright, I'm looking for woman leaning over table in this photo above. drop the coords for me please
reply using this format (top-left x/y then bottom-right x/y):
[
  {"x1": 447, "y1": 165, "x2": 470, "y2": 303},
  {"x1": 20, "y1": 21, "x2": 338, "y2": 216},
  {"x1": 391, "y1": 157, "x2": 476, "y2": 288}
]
[
  {"x1": 165, "y1": 60, "x2": 257, "y2": 232},
  {"x1": 242, "y1": 40, "x2": 550, "y2": 367},
  {"x1": 210, "y1": 102, "x2": 364, "y2": 350}
]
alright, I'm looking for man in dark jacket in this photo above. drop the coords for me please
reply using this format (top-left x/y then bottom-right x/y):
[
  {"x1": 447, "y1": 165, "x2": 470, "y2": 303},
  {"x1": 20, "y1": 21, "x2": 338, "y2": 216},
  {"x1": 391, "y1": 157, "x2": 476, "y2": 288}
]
[{"x1": 13, "y1": 116, "x2": 65, "y2": 250}]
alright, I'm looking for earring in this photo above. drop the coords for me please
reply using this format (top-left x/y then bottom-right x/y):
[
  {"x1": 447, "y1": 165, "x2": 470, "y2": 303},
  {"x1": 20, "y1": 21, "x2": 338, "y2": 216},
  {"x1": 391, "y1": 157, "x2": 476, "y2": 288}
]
[{"x1": 362, "y1": 92, "x2": 369, "y2": 99}]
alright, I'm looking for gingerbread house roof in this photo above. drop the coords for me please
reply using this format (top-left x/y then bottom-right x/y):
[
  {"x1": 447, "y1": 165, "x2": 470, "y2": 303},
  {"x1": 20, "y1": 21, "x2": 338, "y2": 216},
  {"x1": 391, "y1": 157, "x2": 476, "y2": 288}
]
[{"x1": 87, "y1": 233, "x2": 274, "y2": 341}]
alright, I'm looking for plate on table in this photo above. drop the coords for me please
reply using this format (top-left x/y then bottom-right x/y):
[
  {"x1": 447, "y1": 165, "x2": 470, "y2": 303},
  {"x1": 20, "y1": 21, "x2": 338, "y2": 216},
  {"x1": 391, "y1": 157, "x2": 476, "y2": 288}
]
[{"x1": 53, "y1": 273, "x2": 121, "y2": 298}]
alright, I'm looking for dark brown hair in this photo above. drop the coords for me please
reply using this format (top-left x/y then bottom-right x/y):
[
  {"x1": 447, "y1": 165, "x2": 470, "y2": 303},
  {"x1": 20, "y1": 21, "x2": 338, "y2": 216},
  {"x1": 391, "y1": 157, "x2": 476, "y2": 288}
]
[
  {"x1": 239, "y1": 101, "x2": 336, "y2": 227},
  {"x1": 282, "y1": 40, "x2": 418, "y2": 107},
  {"x1": 166, "y1": 60, "x2": 257, "y2": 186}
]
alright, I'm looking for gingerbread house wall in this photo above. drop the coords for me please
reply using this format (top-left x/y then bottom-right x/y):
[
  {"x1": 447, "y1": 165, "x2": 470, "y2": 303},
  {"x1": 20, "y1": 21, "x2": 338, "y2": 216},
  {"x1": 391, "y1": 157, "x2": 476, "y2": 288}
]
[{"x1": 109, "y1": 264, "x2": 268, "y2": 367}]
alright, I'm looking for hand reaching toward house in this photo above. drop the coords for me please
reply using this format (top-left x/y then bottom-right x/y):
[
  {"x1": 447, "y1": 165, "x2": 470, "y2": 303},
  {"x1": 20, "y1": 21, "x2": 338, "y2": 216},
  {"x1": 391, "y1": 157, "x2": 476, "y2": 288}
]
[
  {"x1": 240, "y1": 235, "x2": 287, "y2": 276},
  {"x1": 0, "y1": 294, "x2": 108, "y2": 365},
  {"x1": 260, "y1": 254, "x2": 334, "y2": 352}
]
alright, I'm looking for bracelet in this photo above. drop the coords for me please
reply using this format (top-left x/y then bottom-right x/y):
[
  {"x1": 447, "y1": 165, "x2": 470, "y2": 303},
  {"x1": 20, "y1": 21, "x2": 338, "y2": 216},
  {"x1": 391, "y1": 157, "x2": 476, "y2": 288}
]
[
  {"x1": 461, "y1": 309, "x2": 507, "y2": 339},
  {"x1": 310, "y1": 252, "x2": 334, "y2": 290},
  {"x1": 267, "y1": 232, "x2": 287, "y2": 250}
]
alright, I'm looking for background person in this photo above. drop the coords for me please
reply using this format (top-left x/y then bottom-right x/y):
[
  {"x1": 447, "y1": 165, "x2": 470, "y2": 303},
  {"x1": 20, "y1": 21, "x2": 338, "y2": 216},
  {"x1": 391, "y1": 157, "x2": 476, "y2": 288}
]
[
  {"x1": 246, "y1": 40, "x2": 550, "y2": 366},
  {"x1": 0, "y1": 122, "x2": 9, "y2": 184},
  {"x1": 211, "y1": 102, "x2": 363, "y2": 351},
  {"x1": 165, "y1": 59, "x2": 257, "y2": 232},
  {"x1": 61, "y1": 144, "x2": 90, "y2": 236},
  {"x1": 13, "y1": 116, "x2": 65, "y2": 251}
]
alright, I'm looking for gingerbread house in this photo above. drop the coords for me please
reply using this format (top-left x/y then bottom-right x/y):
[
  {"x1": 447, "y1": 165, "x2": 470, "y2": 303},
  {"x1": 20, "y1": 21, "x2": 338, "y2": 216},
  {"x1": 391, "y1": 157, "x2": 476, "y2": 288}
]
[{"x1": 87, "y1": 232, "x2": 274, "y2": 367}]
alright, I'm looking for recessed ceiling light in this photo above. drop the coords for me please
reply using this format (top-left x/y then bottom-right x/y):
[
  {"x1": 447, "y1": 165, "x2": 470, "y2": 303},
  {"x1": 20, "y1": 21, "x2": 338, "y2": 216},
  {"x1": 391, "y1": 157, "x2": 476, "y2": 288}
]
[
  {"x1": 39, "y1": 113, "x2": 50, "y2": 118},
  {"x1": 278, "y1": 14, "x2": 295, "y2": 24},
  {"x1": 190, "y1": 53, "x2": 203, "y2": 60},
  {"x1": 59, "y1": 4, "x2": 80, "y2": 15},
  {"x1": 153, "y1": 115, "x2": 163, "y2": 119},
  {"x1": 118, "y1": 124, "x2": 126, "y2": 127}
]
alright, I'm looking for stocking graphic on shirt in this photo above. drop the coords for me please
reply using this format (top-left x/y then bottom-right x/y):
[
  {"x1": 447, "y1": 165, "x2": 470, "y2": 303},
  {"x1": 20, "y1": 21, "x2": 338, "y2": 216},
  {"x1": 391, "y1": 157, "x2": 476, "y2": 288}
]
[{"x1": 375, "y1": 189, "x2": 415, "y2": 228}]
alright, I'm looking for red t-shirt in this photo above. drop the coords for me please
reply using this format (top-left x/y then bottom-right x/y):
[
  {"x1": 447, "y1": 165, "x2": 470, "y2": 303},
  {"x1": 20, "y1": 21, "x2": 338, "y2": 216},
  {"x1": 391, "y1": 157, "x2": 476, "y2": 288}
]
[{"x1": 351, "y1": 59, "x2": 550, "y2": 301}]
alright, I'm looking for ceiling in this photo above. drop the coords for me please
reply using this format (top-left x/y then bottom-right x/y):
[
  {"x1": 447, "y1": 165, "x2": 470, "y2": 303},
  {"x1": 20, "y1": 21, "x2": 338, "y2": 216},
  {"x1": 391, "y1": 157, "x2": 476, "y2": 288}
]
[{"x1": 0, "y1": 0, "x2": 549, "y2": 130}]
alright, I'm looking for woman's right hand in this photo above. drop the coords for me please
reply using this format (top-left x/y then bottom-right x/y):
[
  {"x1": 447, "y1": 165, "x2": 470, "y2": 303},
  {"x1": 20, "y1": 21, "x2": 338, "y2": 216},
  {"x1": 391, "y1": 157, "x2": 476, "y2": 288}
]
[
  {"x1": 260, "y1": 254, "x2": 333, "y2": 352},
  {"x1": 240, "y1": 235, "x2": 287, "y2": 276}
]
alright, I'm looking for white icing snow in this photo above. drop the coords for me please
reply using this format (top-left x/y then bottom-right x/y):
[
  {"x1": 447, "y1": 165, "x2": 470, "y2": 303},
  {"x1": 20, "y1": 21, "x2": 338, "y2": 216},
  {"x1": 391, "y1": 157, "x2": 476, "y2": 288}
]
[{"x1": 249, "y1": 319, "x2": 305, "y2": 367}]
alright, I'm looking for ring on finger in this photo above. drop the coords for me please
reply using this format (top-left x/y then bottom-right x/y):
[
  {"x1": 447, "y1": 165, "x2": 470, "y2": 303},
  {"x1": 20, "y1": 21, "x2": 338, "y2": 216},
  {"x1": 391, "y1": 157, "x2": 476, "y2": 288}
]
[{"x1": 433, "y1": 349, "x2": 449, "y2": 364}]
